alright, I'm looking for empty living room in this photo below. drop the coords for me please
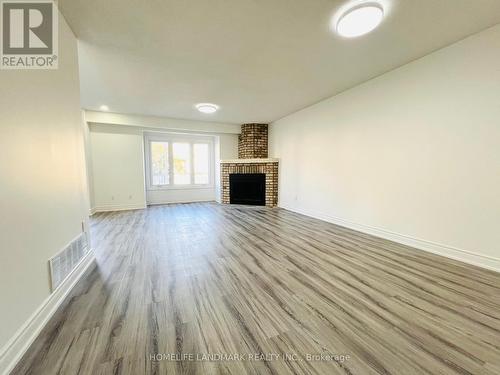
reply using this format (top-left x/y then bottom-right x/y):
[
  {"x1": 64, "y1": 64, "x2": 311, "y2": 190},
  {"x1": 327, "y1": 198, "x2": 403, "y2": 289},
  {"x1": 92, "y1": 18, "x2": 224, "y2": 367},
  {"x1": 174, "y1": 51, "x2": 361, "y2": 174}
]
[{"x1": 1, "y1": 0, "x2": 500, "y2": 374}]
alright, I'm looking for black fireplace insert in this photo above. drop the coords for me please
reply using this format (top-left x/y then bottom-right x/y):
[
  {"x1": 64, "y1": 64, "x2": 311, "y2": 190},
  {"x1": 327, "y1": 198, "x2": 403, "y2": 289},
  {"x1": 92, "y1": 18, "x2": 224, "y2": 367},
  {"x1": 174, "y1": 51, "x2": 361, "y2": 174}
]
[{"x1": 229, "y1": 173, "x2": 266, "y2": 206}]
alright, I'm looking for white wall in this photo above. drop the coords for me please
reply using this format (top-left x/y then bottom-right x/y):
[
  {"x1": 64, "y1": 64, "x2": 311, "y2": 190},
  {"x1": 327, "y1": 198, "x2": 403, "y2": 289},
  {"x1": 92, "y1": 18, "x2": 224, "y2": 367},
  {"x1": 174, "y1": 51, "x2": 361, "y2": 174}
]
[
  {"x1": 219, "y1": 133, "x2": 239, "y2": 160},
  {"x1": 87, "y1": 121, "x2": 239, "y2": 209},
  {"x1": 89, "y1": 124, "x2": 146, "y2": 211},
  {"x1": 85, "y1": 111, "x2": 240, "y2": 134},
  {"x1": 270, "y1": 24, "x2": 500, "y2": 271},
  {"x1": 0, "y1": 12, "x2": 89, "y2": 353},
  {"x1": 82, "y1": 114, "x2": 95, "y2": 212},
  {"x1": 215, "y1": 134, "x2": 239, "y2": 203}
]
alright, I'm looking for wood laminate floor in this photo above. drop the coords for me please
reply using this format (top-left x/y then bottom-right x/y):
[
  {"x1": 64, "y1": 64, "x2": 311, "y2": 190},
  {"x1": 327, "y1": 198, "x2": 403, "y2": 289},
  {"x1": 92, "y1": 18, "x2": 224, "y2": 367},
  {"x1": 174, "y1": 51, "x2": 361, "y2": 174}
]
[{"x1": 13, "y1": 203, "x2": 500, "y2": 375}]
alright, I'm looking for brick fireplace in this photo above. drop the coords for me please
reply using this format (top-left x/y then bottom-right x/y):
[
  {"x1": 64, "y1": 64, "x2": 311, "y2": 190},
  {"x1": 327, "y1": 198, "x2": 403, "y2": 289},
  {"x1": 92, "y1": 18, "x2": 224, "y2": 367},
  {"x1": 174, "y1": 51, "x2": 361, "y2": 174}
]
[
  {"x1": 238, "y1": 123, "x2": 268, "y2": 158},
  {"x1": 221, "y1": 124, "x2": 279, "y2": 207}
]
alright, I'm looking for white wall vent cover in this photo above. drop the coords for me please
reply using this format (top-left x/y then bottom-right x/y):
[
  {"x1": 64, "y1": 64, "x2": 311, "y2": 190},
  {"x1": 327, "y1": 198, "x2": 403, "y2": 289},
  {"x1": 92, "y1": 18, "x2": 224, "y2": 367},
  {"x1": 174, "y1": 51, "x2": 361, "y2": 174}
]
[{"x1": 49, "y1": 232, "x2": 89, "y2": 291}]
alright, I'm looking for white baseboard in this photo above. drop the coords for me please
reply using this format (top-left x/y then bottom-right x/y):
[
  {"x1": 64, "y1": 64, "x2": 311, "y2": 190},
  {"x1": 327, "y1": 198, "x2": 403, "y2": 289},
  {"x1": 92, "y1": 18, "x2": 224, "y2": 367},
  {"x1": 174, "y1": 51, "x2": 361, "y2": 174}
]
[
  {"x1": 0, "y1": 249, "x2": 96, "y2": 375},
  {"x1": 93, "y1": 203, "x2": 146, "y2": 213},
  {"x1": 280, "y1": 204, "x2": 500, "y2": 273},
  {"x1": 147, "y1": 199, "x2": 214, "y2": 205}
]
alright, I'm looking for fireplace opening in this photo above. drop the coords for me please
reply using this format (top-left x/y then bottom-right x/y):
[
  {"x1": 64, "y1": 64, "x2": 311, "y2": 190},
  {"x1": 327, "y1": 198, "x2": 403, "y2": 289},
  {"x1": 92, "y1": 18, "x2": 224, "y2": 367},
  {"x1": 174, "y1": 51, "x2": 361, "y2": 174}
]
[{"x1": 229, "y1": 173, "x2": 266, "y2": 206}]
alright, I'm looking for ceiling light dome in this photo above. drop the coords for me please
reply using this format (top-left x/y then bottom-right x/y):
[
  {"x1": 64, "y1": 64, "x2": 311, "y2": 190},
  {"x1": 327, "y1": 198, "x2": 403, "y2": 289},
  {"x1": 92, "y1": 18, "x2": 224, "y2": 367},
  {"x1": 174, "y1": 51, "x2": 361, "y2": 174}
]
[
  {"x1": 336, "y1": 4, "x2": 384, "y2": 38},
  {"x1": 195, "y1": 103, "x2": 219, "y2": 114}
]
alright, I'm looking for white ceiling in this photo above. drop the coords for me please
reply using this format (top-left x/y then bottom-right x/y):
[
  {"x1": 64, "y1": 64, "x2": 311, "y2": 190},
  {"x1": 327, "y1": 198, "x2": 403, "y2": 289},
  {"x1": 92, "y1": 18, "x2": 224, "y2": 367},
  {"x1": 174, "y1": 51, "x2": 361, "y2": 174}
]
[{"x1": 59, "y1": 0, "x2": 500, "y2": 124}]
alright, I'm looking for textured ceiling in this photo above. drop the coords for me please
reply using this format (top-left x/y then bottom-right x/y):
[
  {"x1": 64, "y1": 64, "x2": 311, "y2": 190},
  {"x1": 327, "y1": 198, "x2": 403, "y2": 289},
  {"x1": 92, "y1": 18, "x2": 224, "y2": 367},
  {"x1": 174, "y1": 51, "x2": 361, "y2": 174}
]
[{"x1": 59, "y1": 0, "x2": 500, "y2": 124}]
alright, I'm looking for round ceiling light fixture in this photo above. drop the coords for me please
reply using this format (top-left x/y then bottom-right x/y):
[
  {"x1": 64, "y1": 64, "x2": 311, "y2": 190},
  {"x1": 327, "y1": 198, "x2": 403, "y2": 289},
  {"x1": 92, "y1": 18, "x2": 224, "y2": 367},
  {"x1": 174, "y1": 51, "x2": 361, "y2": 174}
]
[
  {"x1": 195, "y1": 103, "x2": 219, "y2": 114},
  {"x1": 336, "y1": 3, "x2": 384, "y2": 38},
  {"x1": 99, "y1": 105, "x2": 109, "y2": 111}
]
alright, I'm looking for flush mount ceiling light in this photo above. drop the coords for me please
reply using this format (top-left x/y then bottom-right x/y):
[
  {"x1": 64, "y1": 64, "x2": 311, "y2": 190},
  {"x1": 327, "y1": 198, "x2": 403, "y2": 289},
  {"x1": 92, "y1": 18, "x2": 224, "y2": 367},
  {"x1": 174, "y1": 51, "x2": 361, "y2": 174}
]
[
  {"x1": 336, "y1": 3, "x2": 384, "y2": 38},
  {"x1": 99, "y1": 105, "x2": 109, "y2": 111},
  {"x1": 195, "y1": 103, "x2": 219, "y2": 114}
]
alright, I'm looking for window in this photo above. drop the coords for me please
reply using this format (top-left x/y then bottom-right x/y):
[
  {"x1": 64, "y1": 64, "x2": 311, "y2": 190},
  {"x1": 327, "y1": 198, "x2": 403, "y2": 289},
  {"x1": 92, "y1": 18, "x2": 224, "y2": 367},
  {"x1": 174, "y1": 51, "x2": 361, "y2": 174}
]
[
  {"x1": 193, "y1": 143, "x2": 209, "y2": 184},
  {"x1": 151, "y1": 141, "x2": 169, "y2": 185},
  {"x1": 173, "y1": 142, "x2": 191, "y2": 185},
  {"x1": 145, "y1": 134, "x2": 214, "y2": 189}
]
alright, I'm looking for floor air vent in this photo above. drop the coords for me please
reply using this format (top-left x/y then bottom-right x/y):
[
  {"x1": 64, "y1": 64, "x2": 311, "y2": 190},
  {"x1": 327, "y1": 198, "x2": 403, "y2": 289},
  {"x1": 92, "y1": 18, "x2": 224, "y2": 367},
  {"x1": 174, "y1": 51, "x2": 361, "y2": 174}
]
[{"x1": 49, "y1": 232, "x2": 89, "y2": 291}]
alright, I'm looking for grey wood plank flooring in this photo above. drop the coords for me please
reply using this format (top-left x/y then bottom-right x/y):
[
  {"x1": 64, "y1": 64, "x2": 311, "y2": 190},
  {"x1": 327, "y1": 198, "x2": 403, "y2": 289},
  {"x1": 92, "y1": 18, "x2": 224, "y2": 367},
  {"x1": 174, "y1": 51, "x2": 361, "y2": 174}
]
[{"x1": 12, "y1": 203, "x2": 500, "y2": 375}]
